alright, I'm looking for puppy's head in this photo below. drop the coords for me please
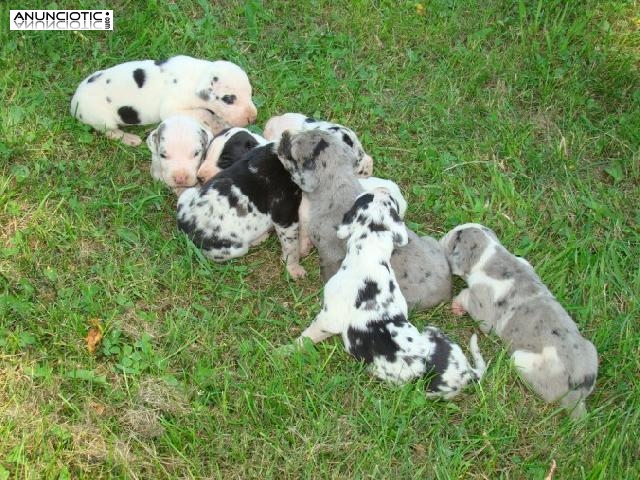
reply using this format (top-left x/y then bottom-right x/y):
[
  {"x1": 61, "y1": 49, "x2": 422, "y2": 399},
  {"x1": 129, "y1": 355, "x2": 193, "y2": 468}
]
[
  {"x1": 440, "y1": 223, "x2": 499, "y2": 276},
  {"x1": 263, "y1": 113, "x2": 307, "y2": 141},
  {"x1": 196, "y1": 127, "x2": 266, "y2": 183},
  {"x1": 147, "y1": 116, "x2": 212, "y2": 193},
  {"x1": 195, "y1": 60, "x2": 258, "y2": 127},
  {"x1": 337, "y1": 187, "x2": 408, "y2": 248},
  {"x1": 305, "y1": 120, "x2": 373, "y2": 177},
  {"x1": 277, "y1": 129, "x2": 357, "y2": 193}
]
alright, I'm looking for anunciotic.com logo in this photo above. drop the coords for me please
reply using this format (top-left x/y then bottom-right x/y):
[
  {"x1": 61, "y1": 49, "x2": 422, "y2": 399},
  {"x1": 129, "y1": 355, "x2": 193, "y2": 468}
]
[{"x1": 10, "y1": 10, "x2": 113, "y2": 30}]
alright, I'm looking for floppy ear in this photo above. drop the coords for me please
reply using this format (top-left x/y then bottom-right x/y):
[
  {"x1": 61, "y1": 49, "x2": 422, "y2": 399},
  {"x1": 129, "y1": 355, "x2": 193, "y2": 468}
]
[
  {"x1": 391, "y1": 221, "x2": 409, "y2": 248},
  {"x1": 336, "y1": 201, "x2": 360, "y2": 239},
  {"x1": 146, "y1": 127, "x2": 159, "y2": 155}
]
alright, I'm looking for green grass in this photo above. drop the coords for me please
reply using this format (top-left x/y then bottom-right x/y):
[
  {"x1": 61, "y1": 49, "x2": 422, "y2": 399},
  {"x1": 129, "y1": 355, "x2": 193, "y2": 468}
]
[{"x1": 1, "y1": 0, "x2": 639, "y2": 478}]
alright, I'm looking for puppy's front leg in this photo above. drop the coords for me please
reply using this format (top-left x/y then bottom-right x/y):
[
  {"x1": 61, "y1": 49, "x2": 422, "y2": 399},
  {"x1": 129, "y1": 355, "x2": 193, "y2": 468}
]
[
  {"x1": 274, "y1": 222, "x2": 306, "y2": 279},
  {"x1": 298, "y1": 309, "x2": 340, "y2": 344},
  {"x1": 298, "y1": 196, "x2": 313, "y2": 256},
  {"x1": 451, "y1": 289, "x2": 470, "y2": 316},
  {"x1": 106, "y1": 128, "x2": 142, "y2": 146}
]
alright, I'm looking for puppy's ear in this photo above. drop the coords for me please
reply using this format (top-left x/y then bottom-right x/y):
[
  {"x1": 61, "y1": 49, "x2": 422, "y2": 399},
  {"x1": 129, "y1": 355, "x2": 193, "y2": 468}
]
[
  {"x1": 336, "y1": 201, "x2": 360, "y2": 240},
  {"x1": 146, "y1": 127, "x2": 159, "y2": 155},
  {"x1": 278, "y1": 131, "x2": 293, "y2": 161},
  {"x1": 390, "y1": 221, "x2": 409, "y2": 248}
]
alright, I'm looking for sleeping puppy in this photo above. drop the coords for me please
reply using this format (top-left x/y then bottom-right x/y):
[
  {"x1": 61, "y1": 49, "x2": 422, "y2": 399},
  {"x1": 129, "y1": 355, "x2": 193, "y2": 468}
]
[
  {"x1": 176, "y1": 142, "x2": 305, "y2": 278},
  {"x1": 296, "y1": 189, "x2": 485, "y2": 398},
  {"x1": 71, "y1": 55, "x2": 257, "y2": 146},
  {"x1": 263, "y1": 113, "x2": 373, "y2": 177},
  {"x1": 146, "y1": 115, "x2": 214, "y2": 195},
  {"x1": 277, "y1": 129, "x2": 452, "y2": 311},
  {"x1": 440, "y1": 223, "x2": 598, "y2": 417},
  {"x1": 147, "y1": 121, "x2": 264, "y2": 195}
]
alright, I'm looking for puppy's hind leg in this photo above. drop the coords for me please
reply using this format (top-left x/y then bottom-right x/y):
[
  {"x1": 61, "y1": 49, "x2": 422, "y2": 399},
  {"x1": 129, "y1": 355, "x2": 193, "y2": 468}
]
[{"x1": 274, "y1": 222, "x2": 306, "y2": 279}]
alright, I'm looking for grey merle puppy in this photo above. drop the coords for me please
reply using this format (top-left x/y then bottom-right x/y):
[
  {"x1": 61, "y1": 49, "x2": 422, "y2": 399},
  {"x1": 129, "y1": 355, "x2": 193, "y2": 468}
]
[
  {"x1": 296, "y1": 189, "x2": 485, "y2": 398},
  {"x1": 441, "y1": 223, "x2": 598, "y2": 418},
  {"x1": 277, "y1": 129, "x2": 451, "y2": 311}
]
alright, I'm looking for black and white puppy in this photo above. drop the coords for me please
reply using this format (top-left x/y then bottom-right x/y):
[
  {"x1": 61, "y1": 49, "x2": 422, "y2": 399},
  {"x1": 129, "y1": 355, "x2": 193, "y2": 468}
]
[
  {"x1": 177, "y1": 142, "x2": 305, "y2": 278},
  {"x1": 441, "y1": 223, "x2": 598, "y2": 417},
  {"x1": 71, "y1": 55, "x2": 257, "y2": 146},
  {"x1": 196, "y1": 127, "x2": 268, "y2": 183},
  {"x1": 297, "y1": 189, "x2": 485, "y2": 398}
]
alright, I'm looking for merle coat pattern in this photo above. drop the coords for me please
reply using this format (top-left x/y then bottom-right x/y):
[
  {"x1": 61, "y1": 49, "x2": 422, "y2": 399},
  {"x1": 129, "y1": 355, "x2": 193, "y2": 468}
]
[
  {"x1": 297, "y1": 190, "x2": 485, "y2": 398},
  {"x1": 71, "y1": 55, "x2": 257, "y2": 146},
  {"x1": 177, "y1": 142, "x2": 305, "y2": 278},
  {"x1": 277, "y1": 129, "x2": 452, "y2": 311},
  {"x1": 441, "y1": 223, "x2": 598, "y2": 417}
]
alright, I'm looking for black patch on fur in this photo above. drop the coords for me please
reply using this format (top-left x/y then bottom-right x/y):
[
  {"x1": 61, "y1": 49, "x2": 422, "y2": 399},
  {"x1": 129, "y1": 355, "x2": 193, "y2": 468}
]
[
  {"x1": 312, "y1": 138, "x2": 329, "y2": 158},
  {"x1": 197, "y1": 90, "x2": 211, "y2": 101},
  {"x1": 304, "y1": 117, "x2": 316, "y2": 123},
  {"x1": 346, "y1": 314, "x2": 407, "y2": 364},
  {"x1": 213, "y1": 76, "x2": 219, "y2": 82},
  {"x1": 106, "y1": 78, "x2": 111, "y2": 84},
  {"x1": 106, "y1": 96, "x2": 112, "y2": 103},
  {"x1": 342, "y1": 132, "x2": 354, "y2": 147},
  {"x1": 155, "y1": 59, "x2": 168, "y2": 66},
  {"x1": 221, "y1": 94, "x2": 236, "y2": 105},
  {"x1": 190, "y1": 144, "x2": 301, "y2": 230},
  {"x1": 389, "y1": 280, "x2": 396, "y2": 293},
  {"x1": 569, "y1": 374, "x2": 596, "y2": 391},
  {"x1": 341, "y1": 193, "x2": 374, "y2": 226},
  {"x1": 87, "y1": 72, "x2": 102, "y2": 83},
  {"x1": 117, "y1": 106, "x2": 141, "y2": 125},
  {"x1": 369, "y1": 222, "x2": 387, "y2": 232},
  {"x1": 380, "y1": 260, "x2": 390, "y2": 271},
  {"x1": 133, "y1": 68, "x2": 146, "y2": 88},
  {"x1": 355, "y1": 280, "x2": 381, "y2": 309},
  {"x1": 423, "y1": 330, "x2": 453, "y2": 392},
  {"x1": 496, "y1": 299, "x2": 506, "y2": 307},
  {"x1": 216, "y1": 131, "x2": 260, "y2": 170}
]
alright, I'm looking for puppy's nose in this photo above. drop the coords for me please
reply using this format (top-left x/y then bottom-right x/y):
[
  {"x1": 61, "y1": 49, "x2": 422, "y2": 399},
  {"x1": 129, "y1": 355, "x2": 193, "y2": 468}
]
[
  {"x1": 247, "y1": 105, "x2": 258, "y2": 124},
  {"x1": 173, "y1": 174, "x2": 187, "y2": 185}
]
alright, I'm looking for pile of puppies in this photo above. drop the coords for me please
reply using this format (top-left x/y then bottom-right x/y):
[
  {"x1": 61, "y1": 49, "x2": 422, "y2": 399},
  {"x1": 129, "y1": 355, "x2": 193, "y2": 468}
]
[{"x1": 71, "y1": 55, "x2": 598, "y2": 418}]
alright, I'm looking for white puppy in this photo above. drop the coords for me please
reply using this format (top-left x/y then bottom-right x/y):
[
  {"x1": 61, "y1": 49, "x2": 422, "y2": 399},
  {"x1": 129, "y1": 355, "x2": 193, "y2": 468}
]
[
  {"x1": 297, "y1": 189, "x2": 485, "y2": 398},
  {"x1": 440, "y1": 223, "x2": 598, "y2": 417},
  {"x1": 147, "y1": 116, "x2": 213, "y2": 195},
  {"x1": 71, "y1": 55, "x2": 257, "y2": 146}
]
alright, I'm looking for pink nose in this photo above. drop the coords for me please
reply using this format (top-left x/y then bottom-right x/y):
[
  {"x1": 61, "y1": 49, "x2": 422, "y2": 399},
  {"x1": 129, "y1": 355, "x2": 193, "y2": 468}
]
[{"x1": 173, "y1": 174, "x2": 187, "y2": 185}]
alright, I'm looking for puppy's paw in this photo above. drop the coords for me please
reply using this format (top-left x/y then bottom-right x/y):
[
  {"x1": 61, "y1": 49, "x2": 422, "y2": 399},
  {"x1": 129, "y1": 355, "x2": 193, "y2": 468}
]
[
  {"x1": 120, "y1": 133, "x2": 142, "y2": 146},
  {"x1": 451, "y1": 300, "x2": 467, "y2": 316},
  {"x1": 287, "y1": 263, "x2": 306, "y2": 279}
]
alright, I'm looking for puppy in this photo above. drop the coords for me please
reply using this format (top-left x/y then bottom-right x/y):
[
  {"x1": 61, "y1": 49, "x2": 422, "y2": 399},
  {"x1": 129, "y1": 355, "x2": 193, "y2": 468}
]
[
  {"x1": 264, "y1": 113, "x2": 373, "y2": 176},
  {"x1": 440, "y1": 223, "x2": 598, "y2": 417},
  {"x1": 177, "y1": 142, "x2": 305, "y2": 278},
  {"x1": 71, "y1": 55, "x2": 257, "y2": 146},
  {"x1": 297, "y1": 189, "x2": 485, "y2": 398},
  {"x1": 146, "y1": 116, "x2": 214, "y2": 195},
  {"x1": 277, "y1": 129, "x2": 452, "y2": 311}
]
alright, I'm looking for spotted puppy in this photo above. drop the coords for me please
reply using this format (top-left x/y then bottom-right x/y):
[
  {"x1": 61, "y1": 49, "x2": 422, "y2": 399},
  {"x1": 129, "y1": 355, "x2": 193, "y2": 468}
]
[
  {"x1": 71, "y1": 55, "x2": 257, "y2": 146},
  {"x1": 278, "y1": 129, "x2": 452, "y2": 311},
  {"x1": 177, "y1": 142, "x2": 305, "y2": 278},
  {"x1": 297, "y1": 189, "x2": 485, "y2": 398},
  {"x1": 264, "y1": 113, "x2": 373, "y2": 177},
  {"x1": 440, "y1": 223, "x2": 598, "y2": 417}
]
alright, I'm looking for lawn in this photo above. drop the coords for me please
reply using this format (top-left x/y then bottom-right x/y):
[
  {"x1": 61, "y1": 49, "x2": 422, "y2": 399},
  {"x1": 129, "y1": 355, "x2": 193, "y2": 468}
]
[{"x1": 1, "y1": 0, "x2": 639, "y2": 478}]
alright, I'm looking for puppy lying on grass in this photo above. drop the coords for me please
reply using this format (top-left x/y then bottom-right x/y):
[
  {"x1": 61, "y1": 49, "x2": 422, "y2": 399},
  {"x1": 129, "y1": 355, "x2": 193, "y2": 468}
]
[
  {"x1": 296, "y1": 189, "x2": 485, "y2": 398},
  {"x1": 71, "y1": 55, "x2": 257, "y2": 145},
  {"x1": 440, "y1": 223, "x2": 598, "y2": 417},
  {"x1": 277, "y1": 129, "x2": 451, "y2": 311}
]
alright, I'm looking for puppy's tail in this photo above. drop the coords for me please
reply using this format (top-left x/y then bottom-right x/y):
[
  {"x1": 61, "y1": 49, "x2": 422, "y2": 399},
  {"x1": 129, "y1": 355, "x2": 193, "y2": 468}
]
[{"x1": 468, "y1": 334, "x2": 486, "y2": 381}]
